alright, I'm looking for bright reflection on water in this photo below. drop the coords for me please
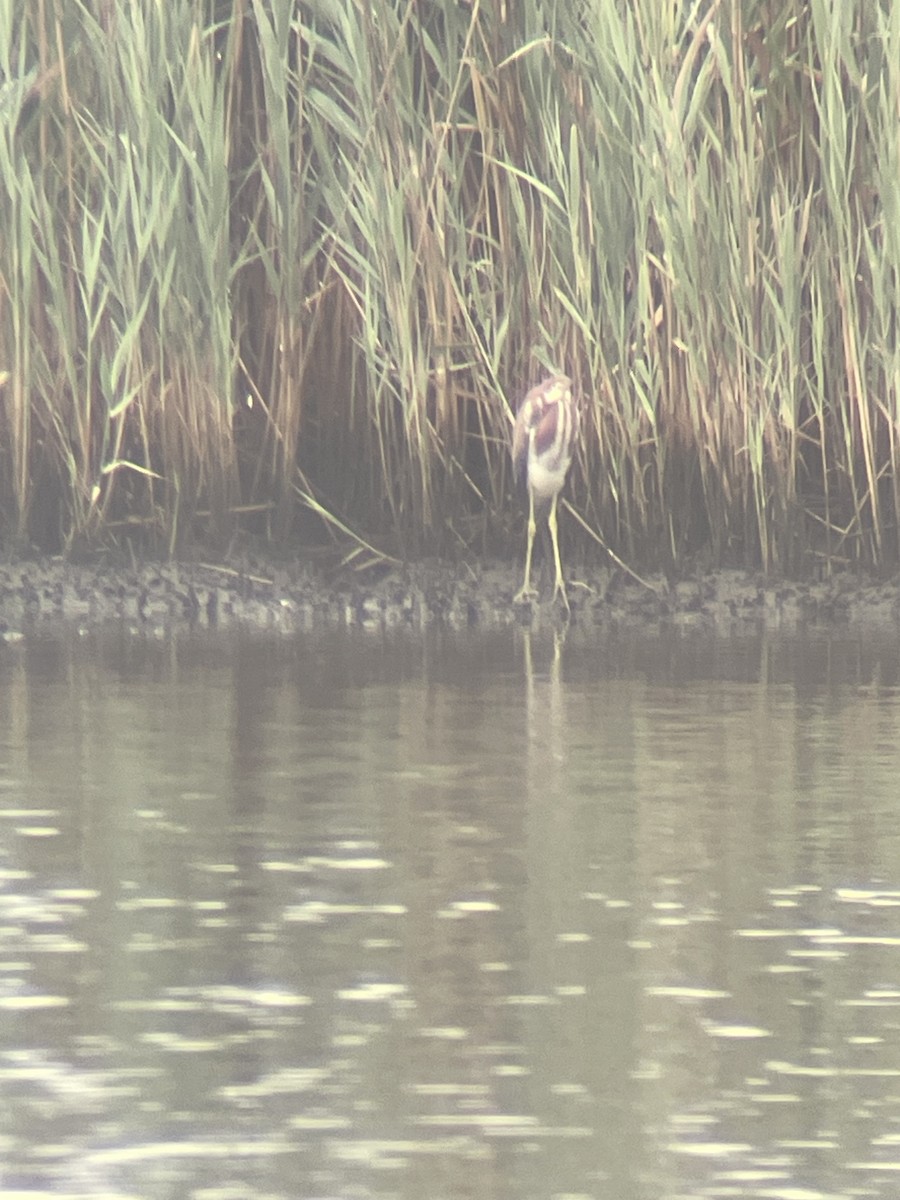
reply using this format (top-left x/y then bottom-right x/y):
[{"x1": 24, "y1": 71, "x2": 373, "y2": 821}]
[{"x1": 1, "y1": 623, "x2": 900, "y2": 1199}]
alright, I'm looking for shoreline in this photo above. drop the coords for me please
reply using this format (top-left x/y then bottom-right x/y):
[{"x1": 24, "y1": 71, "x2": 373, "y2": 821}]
[{"x1": 1, "y1": 555, "x2": 899, "y2": 637}]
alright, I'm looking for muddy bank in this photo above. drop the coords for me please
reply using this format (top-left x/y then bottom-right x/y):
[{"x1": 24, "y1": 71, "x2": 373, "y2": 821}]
[{"x1": 0, "y1": 555, "x2": 899, "y2": 638}]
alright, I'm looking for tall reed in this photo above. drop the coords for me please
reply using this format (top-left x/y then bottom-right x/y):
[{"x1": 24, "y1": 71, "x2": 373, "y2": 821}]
[
  {"x1": 1, "y1": 0, "x2": 240, "y2": 551},
  {"x1": 1, "y1": 0, "x2": 898, "y2": 572}
]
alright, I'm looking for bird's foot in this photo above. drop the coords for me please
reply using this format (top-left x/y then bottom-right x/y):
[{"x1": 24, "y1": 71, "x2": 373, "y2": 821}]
[
  {"x1": 513, "y1": 584, "x2": 538, "y2": 604},
  {"x1": 551, "y1": 581, "x2": 571, "y2": 612}
]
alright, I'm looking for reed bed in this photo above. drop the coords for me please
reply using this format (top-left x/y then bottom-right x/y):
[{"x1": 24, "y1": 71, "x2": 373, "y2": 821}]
[{"x1": 1, "y1": 0, "x2": 899, "y2": 572}]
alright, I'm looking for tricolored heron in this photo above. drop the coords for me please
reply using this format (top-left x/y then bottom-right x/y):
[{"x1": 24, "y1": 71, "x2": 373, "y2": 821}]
[{"x1": 511, "y1": 373, "x2": 578, "y2": 606}]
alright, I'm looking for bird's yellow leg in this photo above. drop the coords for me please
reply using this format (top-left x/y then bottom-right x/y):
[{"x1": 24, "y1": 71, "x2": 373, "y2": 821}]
[
  {"x1": 548, "y1": 494, "x2": 570, "y2": 609},
  {"x1": 514, "y1": 490, "x2": 538, "y2": 602}
]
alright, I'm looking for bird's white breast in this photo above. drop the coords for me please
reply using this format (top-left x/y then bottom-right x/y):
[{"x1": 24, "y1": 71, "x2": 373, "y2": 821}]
[{"x1": 527, "y1": 450, "x2": 571, "y2": 500}]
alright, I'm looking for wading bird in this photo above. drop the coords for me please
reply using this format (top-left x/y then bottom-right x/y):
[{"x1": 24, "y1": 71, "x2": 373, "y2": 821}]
[{"x1": 511, "y1": 373, "x2": 578, "y2": 606}]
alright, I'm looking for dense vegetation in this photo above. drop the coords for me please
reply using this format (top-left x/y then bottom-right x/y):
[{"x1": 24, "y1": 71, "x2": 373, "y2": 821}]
[{"x1": 2, "y1": 1, "x2": 898, "y2": 574}]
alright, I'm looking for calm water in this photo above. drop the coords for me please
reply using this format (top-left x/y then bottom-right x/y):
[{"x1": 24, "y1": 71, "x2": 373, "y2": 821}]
[{"x1": 1, "y1": 621, "x2": 900, "y2": 1199}]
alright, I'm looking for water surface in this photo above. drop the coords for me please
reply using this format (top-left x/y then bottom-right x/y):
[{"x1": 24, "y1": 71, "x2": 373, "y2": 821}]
[{"x1": 1, "y1": 622, "x2": 899, "y2": 1199}]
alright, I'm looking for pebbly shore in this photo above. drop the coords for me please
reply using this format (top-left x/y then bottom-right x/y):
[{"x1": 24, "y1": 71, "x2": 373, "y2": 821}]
[{"x1": 0, "y1": 555, "x2": 899, "y2": 637}]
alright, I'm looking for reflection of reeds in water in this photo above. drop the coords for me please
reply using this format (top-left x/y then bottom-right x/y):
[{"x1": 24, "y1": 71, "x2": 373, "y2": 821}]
[{"x1": 2, "y1": 3, "x2": 899, "y2": 572}]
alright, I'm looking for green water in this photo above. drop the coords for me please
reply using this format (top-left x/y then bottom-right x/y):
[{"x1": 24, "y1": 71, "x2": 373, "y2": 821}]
[{"x1": 1, "y1": 624, "x2": 899, "y2": 1199}]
